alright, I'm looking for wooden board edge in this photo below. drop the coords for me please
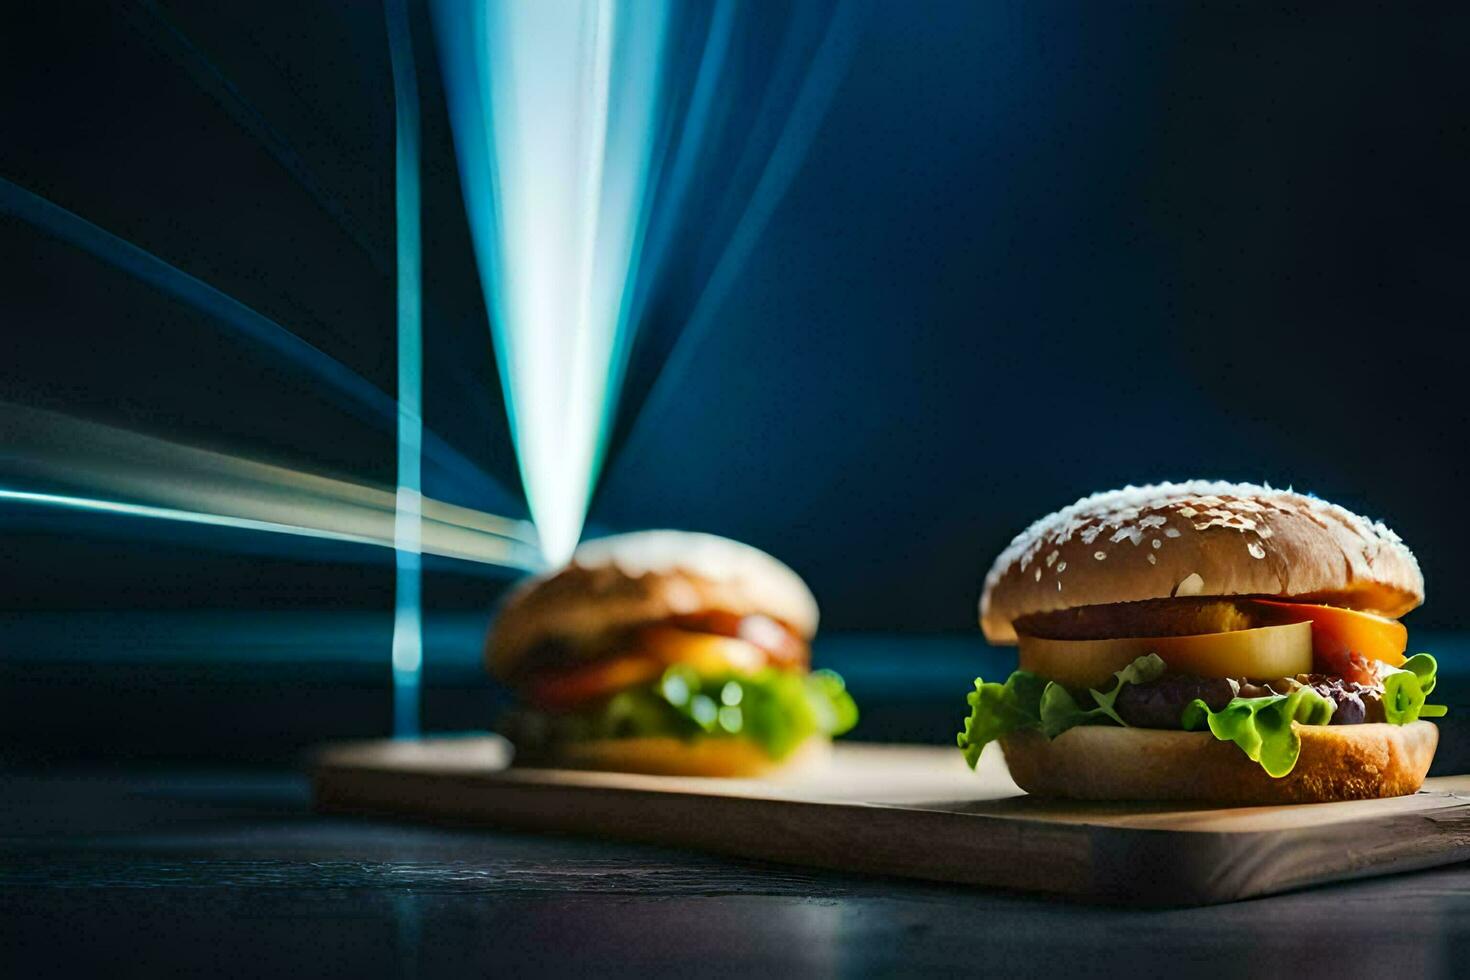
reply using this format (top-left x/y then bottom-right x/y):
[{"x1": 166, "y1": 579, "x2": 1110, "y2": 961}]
[
  {"x1": 311, "y1": 753, "x2": 1470, "y2": 906},
  {"x1": 312, "y1": 765, "x2": 1100, "y2": 897},
  {"x1": 1114, "y1": 803, "x2": 1470, "y2": 904}
]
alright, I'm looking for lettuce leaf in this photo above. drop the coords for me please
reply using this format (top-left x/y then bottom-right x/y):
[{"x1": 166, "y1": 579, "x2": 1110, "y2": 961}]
[
  {"x1": 1179, "y1": 687, "x2": 1335, "y2": 778},
  {"x1": 666, "y1": 665, "x2": 859, "y2": 758},
  {"x1": 957, "y1": 671, "x2": 1046, "y2": 767},
  {"x1": 507, "y1": 666, "x2": 859, "y2": 760},
  {"x1": 1088, "y1": 653, "x2": 1169, "y2": 725},
  {"x1": 1036, "y1": 683, "x2": 1093, "y2": 739},
  {"x1": 1031, "y1": 653, "x2": 1166, "y2": 736},
  {"x1": 1383, "y1": 653, "x2": 1447, "y2": 723},
  {"x1": 960, "y1": 655, "x2": 1167, "y2": 763},
  {"x1": 959, "y1": 648, "x2": 1447, "y2": 781}
]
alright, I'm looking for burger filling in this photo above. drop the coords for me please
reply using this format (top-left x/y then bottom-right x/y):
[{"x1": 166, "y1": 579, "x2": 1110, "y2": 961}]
[
  {"x1": 503, "y1": 613, "x2": 857, "y2": 760},
  {"x1": 958, "y1": 599, "x2": 1445, "y2": 778}
]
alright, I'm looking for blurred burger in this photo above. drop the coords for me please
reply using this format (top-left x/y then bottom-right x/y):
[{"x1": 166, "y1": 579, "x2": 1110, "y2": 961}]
[
  {"x1": 491, "y1": 530, "x2": 857, "y2": 777},
  {"x1": 959, "y1": 482, "x2": 1445, "y2": 803}
]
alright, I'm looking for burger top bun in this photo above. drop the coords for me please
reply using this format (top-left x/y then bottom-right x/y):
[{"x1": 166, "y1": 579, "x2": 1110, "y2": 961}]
[
  {"x1": 981, "y1": 481, "x2": 1423, "y2": 644},
  {"x1": 489, "y1": 530, "x2": 819, "y2": 678}
]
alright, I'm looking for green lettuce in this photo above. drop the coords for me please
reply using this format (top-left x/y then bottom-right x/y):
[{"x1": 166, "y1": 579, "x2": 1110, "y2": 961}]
[
  {"x1": 658, "y1": 664, "x2": 859, "y2": 758},
  {"x1": 959, "y1": 651, "x2": 1447, "y2": 780},
  {"x1": 957, "y1": 670, "x2": 1046, "y2": 766},
  {"x1": 1383, "y1": 653, "x2": 1447, "y2": 724},
  {"x1": 1092, "y1": 654, "x2": 1169, "y2": 721},
  {"x1": 958, "y1": 655, "x2": 1166, "y2": 764},
  {"x1": 509, "y1": 665, "x2": 858, "y2": 760},
  {"x1": 1037, "y1": 684, "x2": 1093, "y2": 739},
  {"x1": 1179, "y1": 687, "x2": 1335, "y2": 778}
]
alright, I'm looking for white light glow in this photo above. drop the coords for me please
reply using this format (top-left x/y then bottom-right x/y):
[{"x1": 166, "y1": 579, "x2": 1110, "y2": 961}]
[
  {"x1": 436, "y1": 0, "x2": 668, "y2": 565},
  {"x1": 0, "y1": 401, "x2": 539, "y2": 569}
]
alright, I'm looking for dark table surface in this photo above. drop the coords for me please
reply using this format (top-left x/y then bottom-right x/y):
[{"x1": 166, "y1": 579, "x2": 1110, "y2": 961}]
[
  {"x1": 3, "y1": 768, "x2": 1469, "y2": 979},
  {"x1": 5, "y1": 623, "x2": 1470, "y2": 976}
]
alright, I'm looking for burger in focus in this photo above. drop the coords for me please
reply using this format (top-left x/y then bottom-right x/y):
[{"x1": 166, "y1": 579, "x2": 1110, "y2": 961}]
[
  {"x1": 958, "y1": 482, "x2": 1445, "y2": 803},
  {"x1": 491, "y1": 530, "x2": 857, "y2": 777}
]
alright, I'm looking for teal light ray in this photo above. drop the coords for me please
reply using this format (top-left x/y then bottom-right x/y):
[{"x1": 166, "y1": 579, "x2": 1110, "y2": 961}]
[
  {"x1": 386, "y1": 0, "x2": 424, "y2": 738},
  {"x1": 0, "y1": 488, "x2": 384, "y2": 548},
  {"x1": 606, "y1": 3, "x2": 868, "y2": 478},
  {"x1": 0, "y1": 177, "x2": 509, "y2": 509},
  {"x1": 622, "y1": 0, "x2": 737, "y2": 337},
  {"x1": 433, "y1": 0, "x2": 669, "y2": 565},
  {"x1": 126, "y1": 0, "x2": 509, "y2": 463},
  {"x1": 0, "y1": 483, "x2": 536, "y2": 571},
  {"x1": 0, "y1": 400, "x2": 537, "y2": 562}
]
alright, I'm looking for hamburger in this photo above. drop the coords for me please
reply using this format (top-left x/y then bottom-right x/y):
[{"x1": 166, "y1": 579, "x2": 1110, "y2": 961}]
[
  {"x1": 490, "y1": 530, "x2": 857, "y2": 777},
  {"x1": 958, "y1": 481, "x2": 1445, "y2": 803}
]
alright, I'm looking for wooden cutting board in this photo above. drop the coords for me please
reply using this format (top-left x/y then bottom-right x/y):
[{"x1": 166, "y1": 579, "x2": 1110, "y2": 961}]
[{"x1": 311, "y1": 738, "x2": 1470, "y2": 905}]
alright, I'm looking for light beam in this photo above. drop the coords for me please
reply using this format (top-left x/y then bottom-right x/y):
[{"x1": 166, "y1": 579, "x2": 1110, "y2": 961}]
[
  {"x1": 0, "y1": 402, "x2": 539, "y2": 569},
  {"x1": 434, "y1": 0, "x2": 669, "y2": 565},
  {"x1": 0, "y1": 176, "x2": 513, "y2": 510},
  {"x1": 607, "y1": 2, "x2": 868, "y2": 479},
  {"x1": 386, "y1": 0, "x2": 424, "y2": 736}
]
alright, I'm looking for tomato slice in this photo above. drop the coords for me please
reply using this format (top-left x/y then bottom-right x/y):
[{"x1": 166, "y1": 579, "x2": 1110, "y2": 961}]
[
  {"x1": 1249, "y1": 600, "x2": 1407, "y2": 679},
  {"x1": 522, "y1": 627, "x2": 769, "y2": 711},
  {"x1": 522, "y1": 653, "x2": 666, "y2": 712}
]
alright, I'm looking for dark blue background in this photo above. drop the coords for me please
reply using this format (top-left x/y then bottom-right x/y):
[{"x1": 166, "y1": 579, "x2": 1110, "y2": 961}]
[{"x1": 6, "y1": 2, "x2": 1468, "y2": 634}]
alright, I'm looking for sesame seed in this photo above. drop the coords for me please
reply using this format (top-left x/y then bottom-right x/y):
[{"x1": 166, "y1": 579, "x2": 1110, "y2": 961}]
[
  {"x1": 1164, "y1": 528, "x2": 1181, "y2": 538},
  {"x1": 1151, "y1": 539, "x2": 1162, "y2": 550},
  {"x1": 1035, "y1": 567, "x2": 1042, "y2": 581},
  {"x1": 1174, "y1": 572, "x2": 1204, "y2": 596},
  {"x1": 1094, "y1": 551, "x2": 1107, "y2": 560},
  {"x1": 1147, "y1": 553, "x2": 1157, "y2": 565},
  {"x1": 1056, "y1": 561, "x2": 1067, "y2": 573},
  {"x1": 1248, "y1": 542, "x2": 1266, "y2": 559},
  {"x1": 1109, "y1": 526, "x2": 1144, "y2": 546}
]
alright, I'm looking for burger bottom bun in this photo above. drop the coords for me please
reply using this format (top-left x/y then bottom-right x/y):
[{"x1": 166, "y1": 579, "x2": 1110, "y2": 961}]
[
  {"x1": 522, "y1": 735, "x2": 830, "y2": 779},
  {"x1": 1001, "y1": 722, "x2": 1438, "y2": 804}
]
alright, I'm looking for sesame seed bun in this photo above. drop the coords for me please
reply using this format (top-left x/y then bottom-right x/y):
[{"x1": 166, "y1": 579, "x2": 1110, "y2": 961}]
[
  {"x1": 999, "y1": 721, "x2": 1438, "y2": 803},
  {"x1": 488, "y1": 531, "x2": 819, "y2": 679},
  {"x1": 981, "y1": 482, "x2": 1423, "y2": 644},
  {"x1": 523, "y1": 735, "x2": 830, "y2": 779}
]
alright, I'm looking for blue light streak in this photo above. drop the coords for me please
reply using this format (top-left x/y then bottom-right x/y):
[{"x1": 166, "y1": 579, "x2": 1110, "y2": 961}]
[
  {"x1": 0, "y1": 177, "x2": 387, "y2": 422},
  {"x1": 0, "y1": 400, "x2": 539, "y2": 567},
  {"x1": 0, "y1": 176, "x2": 511, "y2": 511},
  {"x1": 608, "y1": 3, "x2": 868, "y2": 475},
  {"x1": 0, "y1": 488, "x2": 385, "y2": 547},
  {"x1": 0, "y1": 479, "x2": 537, "y2": 570},
  {"x1": 623, "y1": 0, "x2": 737, "y2": 336},
  {"x1": 386, "y1": 0, "x2": 424, "y2": 738},
  {"x1": 434, "y1": 0, "x2": 668, "y2": 565}
]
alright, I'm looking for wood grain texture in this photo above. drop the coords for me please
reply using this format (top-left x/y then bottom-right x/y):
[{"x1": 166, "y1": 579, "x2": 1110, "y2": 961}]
[{"x1": 311, "y1": 738, "x2": 1470, "y2": 906}]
